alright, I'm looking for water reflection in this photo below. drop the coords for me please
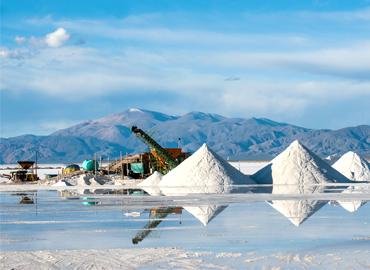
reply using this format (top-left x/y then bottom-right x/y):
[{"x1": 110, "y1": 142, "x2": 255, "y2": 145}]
[
  {"x1": 132, "y1": 207, "x2": 182, "y2": 244},
  {"x1": 337, "y1": 184, "x2": 370, "y2": 212},
  {"x1": 268, "y1": 182, "x2": 328, "y2": 226},
  {"x1": 1, "y1": 183, "x2": 369, "y2": 247},
  {"x1": 54, "y1": 185, "x2": 370, "y2": 228}
]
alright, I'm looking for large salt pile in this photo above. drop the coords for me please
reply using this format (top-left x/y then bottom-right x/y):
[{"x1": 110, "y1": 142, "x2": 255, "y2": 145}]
[
  {"x1": 137, "y1": 171, "x2": 163, "y2": 196},
  {"x1": 158, "y1": 143, "x2": 252, "y2": 225},
  {"x1": 332, "y1": 151, "x2": 370, "y2": 212},
  {"x1": 252, "y1": 140, "x2": 350, "y2": 226},
  {"x1": 332, "y1": 151, "x2": 370, "y2": 181},
  {"x1": 159, "y1": 143, "x2": 255, "y2": 195},
  {"x1": 252, "y1": 140, "x2": 349, "y2": 186}
]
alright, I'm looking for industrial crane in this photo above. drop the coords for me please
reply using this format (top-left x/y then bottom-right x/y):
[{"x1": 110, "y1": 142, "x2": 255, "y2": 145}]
[{"x1": 131, "y1": 126, "x2": 180, "y2": 174}]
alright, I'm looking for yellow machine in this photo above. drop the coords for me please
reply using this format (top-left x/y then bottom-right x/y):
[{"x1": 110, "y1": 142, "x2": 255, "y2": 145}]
[
  {"x1": 63, "y1": 164, "x2": 81, "y2": 174},
  {"x1": 10, "y1": 161, "x2": 38, "y2": 182}
]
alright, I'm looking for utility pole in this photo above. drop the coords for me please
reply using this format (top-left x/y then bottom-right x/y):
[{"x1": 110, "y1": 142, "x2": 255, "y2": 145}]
[
  {"x1": 35, "y1": 150, "x2": 38, "y2": 179},
  {"x1": 94, "y1": 154, "x2": 97, "y2": 176},
  {"x1": 120, "y1": 151, "x2": 123, "y2": 180},
  {"x1": 107, "y1": 156, "x2": 110, "y2": 175},
  {"x1": 99, "y1": 155, "x2": 102, "y2": 175}
]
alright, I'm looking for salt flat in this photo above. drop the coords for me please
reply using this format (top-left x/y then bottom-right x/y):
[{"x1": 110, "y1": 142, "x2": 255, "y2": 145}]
[
  {"x1": 2, "y1": 247, "x2": 369, "y2": 270},
  {"x1": 1, "y1": 189, "x2": 369, "y2": 270},
  {"x1": 1, "y1": 154, "x2": 369, "y2": 270}
]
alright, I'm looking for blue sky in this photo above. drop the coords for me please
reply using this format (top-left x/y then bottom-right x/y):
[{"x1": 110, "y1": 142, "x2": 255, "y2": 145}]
[{"x1": 1, "y1": 0, "x2": 370, "y2": 137}]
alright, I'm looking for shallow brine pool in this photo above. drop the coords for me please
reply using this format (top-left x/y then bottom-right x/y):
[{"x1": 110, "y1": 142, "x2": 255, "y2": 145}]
[{"x1": 1, "y1": 186, "x2": 370, "y2": 269}]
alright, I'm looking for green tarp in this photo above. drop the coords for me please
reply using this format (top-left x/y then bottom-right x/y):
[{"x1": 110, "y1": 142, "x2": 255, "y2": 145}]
[{"x1": 131, "y1": 163, "x2": 144, "y2": 173}]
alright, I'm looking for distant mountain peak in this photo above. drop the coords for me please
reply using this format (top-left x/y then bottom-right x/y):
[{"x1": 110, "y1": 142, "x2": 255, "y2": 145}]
[
  {"x1": 1, "y1": 109, "x2": 369, "y2": 163},
  {"x1": 128, "y1": 108, "x2": 144, "y2": 113},
  {"x1": 183, "y1": 111, "x2": 226, "y2": 122}
]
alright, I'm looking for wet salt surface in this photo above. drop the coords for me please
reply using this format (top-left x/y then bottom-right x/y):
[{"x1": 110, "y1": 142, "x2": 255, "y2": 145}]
[{"x1": 1, "y1": 188, "x2": 369, "y2": 255}]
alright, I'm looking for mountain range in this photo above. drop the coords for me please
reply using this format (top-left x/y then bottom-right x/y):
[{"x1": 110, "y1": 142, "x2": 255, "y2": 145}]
[{"x1": 1, "y1": 108, "x2": 369, "y2": 163}]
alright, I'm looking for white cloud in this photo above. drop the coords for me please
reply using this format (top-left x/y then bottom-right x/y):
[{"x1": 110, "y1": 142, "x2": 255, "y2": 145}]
[
  {"x1": 190, "y1": 42, "x2": 370, "y2": 80},
  {"x1": 15, "y1": 36, "x2": 26, "y2": 44},
  {"x1": 45, "y1": 28, "x2": 70, "y2": 48},
  {"x1": 1, "y1": 45, "x2": 369, "y2": 120},
  {"x1": 0, "y1": 48, "x2": 9, "y2": 58},
  {"x1": 60, "y1": 21, "x2": 309, "y2": 47},
  {"x1": 2, "y1": 13, "x2": 370, "y2": 123}
]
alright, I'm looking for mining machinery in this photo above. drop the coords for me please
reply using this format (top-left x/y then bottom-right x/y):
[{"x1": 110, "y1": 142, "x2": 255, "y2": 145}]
[{"x1": 131, "y1": 126, "x2": 187, "y2": 174}]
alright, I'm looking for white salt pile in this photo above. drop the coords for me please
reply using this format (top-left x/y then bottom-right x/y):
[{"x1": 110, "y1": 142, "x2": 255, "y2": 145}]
[
  {"x1": 52, "y1": 180, "x2": 71, "y2": 187},
  {"x1": 332, "y1": 151, "x2": 370, "y2": 181},
  {"x1": 137, "y1": 171, "x2": 163, "y2": 196},
  {"x1": 157, "y1": 143, "x2": 252, "y2": 225},
  {"x1": 252, "y1": 140, "x2": 349, "y2": 186},
  {"x1": 159, "y1": 143, "x2": 255, "y2": 195},
  {"x1": 56, "y1": 174, "x2": 112, "y2": 186},
  {"x1": 252, "y1": 140, "x2": 350, "y2": 226},
  {"x1": 332, "y1": 151, "x2": 370, "y2": 212}
]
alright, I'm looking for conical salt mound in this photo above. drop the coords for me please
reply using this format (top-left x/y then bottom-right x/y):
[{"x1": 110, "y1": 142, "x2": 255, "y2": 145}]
[
  {"x1": 137, "y1": 171, "x2": 163, "y2": 196},
  {"x1": 252, "y1": 140, "x2": 350, "y2": 186},
  {"x1": 184, "y1": 205, "x2": 227, "y2": 226},
  {"x1": 159, "y1": 144, "x2": 255, "y2": 195},
  {"x1": 332, "y1": 151, "x2": 370, "y2": 181},
  {"x1": 333, "y1": 151, "x2": 370, "y2": 212},
  {"x1": 252, "y1": 140, "x2": 350, "y2": 226}
]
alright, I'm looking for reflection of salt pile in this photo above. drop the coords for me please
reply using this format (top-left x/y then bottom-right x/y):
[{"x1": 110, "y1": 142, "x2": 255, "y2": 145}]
[
  {"x1": 137, "y1": 171, "x2": 163, "y2": 196},
  {"x1": 159, "y1": 144, "x2": 254, "y2": 225},
  {"x1": 332, "y1": 151, "x2": 370, "y2": 212},
  {"x1": 184, "y1": 205, "x2": 227, "y2": 226},
  {"x1": 252, "y1": 140, "x2": 349, "y2": 226},
  {"x1": 159, "y1": 143, "x2": 255, "y2": 195}
]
